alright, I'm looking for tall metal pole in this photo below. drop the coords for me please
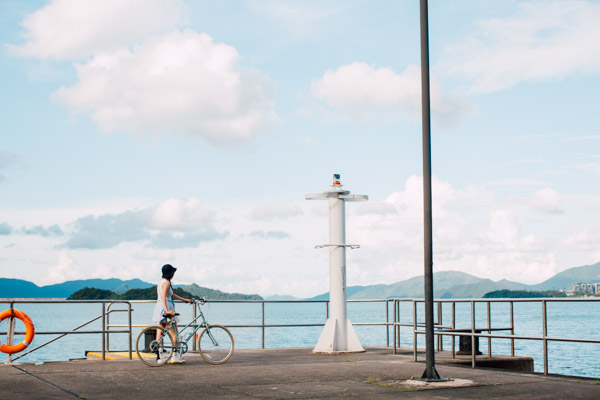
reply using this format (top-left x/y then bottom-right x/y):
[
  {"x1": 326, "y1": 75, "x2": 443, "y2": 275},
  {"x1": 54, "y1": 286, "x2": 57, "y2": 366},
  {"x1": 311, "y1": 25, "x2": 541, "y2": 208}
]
[{"x1": 420, "y1": 0, "x2": 441, "y2": 381}]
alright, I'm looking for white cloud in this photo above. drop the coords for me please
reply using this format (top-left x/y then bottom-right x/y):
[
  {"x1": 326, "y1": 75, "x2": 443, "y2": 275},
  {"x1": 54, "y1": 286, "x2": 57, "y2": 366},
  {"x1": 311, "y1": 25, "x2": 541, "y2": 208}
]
[
  {"x1": 248, "y1": 230, "x2": 291, "y2": 240},
  {"x1": 442, "y1": 0, "x2": 600, "y2": 93},
  {"x1": 565, "y1": 223, "x2": 600, "y2": 251},
  {"x1": 7, "y1": 0, "x2": 187, "y2": 60},
  {"x1": 352, "y1": 176, "x2": 559, "y2": 284},
  {"x1": 311, "y1": 62, "x2": 471, "y2": 128},
  {"x1": 150, "y1": 198, "x2": 213, "y2": 231},
  {"x1": 63, "y1": 197, "x2": 227, "y2": 249},
  {"x1": 51, "y1": 30, "x2": 278, "y2": 144},
  {"x1": 0, "y1": 222, "x2": 13, "y2": 235},
  {"x1": 4, "y1": 178, "x2": 600, "y2": 296},
  {"x1": 8, "y1": 1, "x2": 278, "y2": 145},
  {"x1": 44, "y1": 251, "x2": 83, "y2": 285},
  {"x1": 526, "y1": 188, "x2": 563, "y2": 214},
  {"x1": 250, "y1": 202, "x2": 303, "y2": 221}
]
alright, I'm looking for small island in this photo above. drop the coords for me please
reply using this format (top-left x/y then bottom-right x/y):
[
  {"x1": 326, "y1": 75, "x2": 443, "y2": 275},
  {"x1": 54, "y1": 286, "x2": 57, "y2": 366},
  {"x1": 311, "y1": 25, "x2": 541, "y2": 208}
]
[
  {"x1": 483, "y1": 289, "x2": 566, "y2": 298},
  {"x1": 68, "y1": 284, "x2": 263, "y2": 301}
]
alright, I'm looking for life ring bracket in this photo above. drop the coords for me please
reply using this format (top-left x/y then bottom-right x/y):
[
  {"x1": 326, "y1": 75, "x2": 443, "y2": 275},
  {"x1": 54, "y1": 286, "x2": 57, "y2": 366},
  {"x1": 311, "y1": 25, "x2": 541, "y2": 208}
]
[{"x1": 0, "y1": 309, "x2": 35, "y2": 355}]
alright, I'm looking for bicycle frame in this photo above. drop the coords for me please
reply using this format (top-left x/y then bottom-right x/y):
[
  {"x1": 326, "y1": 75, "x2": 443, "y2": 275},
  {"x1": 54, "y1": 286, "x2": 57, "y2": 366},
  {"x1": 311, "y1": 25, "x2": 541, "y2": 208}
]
[{"x1": 162, "y1": 301, "x2": 215, "y2": 352}]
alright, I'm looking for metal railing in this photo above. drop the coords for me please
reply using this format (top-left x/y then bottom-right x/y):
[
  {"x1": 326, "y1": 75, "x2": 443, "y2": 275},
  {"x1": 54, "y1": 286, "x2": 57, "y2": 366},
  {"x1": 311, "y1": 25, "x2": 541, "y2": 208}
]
[
  {"x1": 0, "y1": 299, "x2": 133, "y2": 362},
  {"x1": 105, "y1": 299, "x2": 392, "y2": 350},
  {"x1": 2, "y1": 297, "x2": 600, "y2": 378},
  {"x1": 395, "y1": 297, "x2": 600, "y2": 376}
]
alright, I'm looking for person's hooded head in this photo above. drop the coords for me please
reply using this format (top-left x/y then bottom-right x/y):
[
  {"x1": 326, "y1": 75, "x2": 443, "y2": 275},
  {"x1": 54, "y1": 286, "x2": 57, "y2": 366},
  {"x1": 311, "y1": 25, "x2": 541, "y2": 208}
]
[{"x1": 161, "y1": 264, "x2": 177, "y2": 280}]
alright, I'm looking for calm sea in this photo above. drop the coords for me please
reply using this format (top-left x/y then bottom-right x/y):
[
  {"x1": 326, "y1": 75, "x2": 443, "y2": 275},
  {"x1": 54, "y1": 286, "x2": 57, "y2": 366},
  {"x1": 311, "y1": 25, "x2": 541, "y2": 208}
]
[{"x1": 1, "y1": 300, "x2": 599, "y2": 379}]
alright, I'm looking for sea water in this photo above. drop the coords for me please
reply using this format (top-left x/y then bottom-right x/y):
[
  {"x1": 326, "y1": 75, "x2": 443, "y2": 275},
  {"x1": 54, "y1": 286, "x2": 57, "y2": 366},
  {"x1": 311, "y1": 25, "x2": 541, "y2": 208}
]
[{"x1": 1, "y1": 300, "x2": 599, "y2": 379}]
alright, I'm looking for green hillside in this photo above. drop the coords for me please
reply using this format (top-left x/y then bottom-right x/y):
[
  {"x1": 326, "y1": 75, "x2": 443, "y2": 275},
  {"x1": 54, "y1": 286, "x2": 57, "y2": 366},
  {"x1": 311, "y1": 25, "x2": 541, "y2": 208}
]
[
  {"x1": 530, "y1": 262, "x2": 600, "y2": 290},
  {"x1": 181, "y1": 283, "x2": 263, "y2": 300},
  {"x1": 438, "y1": 278, "x2": 529, "y2": 299},
  {"x1": 348, "y1": 271, "x2": 484, "y2": 299},
  {"x1": 483, "y1": 289, "x2": 566, "y2": 298},
  {"x1": 311, "y1": 262, "x2": 600, "y2": 300},
  {"x1": 67, "y1": 286, "x2": 195, "y2": 300}
]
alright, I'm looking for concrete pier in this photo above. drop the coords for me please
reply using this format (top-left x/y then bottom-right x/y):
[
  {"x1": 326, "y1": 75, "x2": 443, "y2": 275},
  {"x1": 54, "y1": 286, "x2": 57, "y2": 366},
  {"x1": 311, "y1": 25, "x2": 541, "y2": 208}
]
[{"x1": 2, "y1": 347, "x2": 599, "y2": 399}]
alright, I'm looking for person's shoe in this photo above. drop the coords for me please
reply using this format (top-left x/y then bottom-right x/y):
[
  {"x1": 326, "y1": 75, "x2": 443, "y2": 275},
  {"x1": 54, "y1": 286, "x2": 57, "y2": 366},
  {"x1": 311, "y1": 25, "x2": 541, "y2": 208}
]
[
  {"x1": 156, "y1": 350, "x2": 168, "y2": 362},
  {"x1": 168, "y1": 352, "x2": 185, "y2": 364}
]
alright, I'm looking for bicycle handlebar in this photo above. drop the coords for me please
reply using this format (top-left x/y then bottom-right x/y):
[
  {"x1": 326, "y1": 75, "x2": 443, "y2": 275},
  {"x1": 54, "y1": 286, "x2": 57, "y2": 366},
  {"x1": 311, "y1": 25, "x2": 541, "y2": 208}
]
[{"x1": 193, "y1": 297, "x2": 207, "y2": 305}]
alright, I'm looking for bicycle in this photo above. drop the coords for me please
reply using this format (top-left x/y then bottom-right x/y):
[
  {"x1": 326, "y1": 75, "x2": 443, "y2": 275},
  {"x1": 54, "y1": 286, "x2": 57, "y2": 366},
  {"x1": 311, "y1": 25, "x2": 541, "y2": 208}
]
[{"x1": 135, "y1": 298, "x2": 234, "y2": 367}]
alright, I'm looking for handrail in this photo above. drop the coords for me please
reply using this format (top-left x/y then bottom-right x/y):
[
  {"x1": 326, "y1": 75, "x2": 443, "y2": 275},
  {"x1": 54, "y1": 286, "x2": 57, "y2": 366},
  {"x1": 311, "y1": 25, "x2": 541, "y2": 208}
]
[
  {"x1": 0, "y1": 300, "x2": 133, "y2": 362},
  {"x1": 403, "y1": 297, "x2": 600, "y2": 376}
]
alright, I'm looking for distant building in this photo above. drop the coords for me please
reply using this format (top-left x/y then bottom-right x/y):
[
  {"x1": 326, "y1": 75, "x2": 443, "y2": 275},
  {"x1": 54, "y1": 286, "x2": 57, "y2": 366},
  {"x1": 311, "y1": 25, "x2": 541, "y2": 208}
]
[
  {"x1": 571, "y1": 282, "x2": 599, "y2": 294},
  {"x1": 572, "y1": 283, "x2": 580, "y2": 293}
]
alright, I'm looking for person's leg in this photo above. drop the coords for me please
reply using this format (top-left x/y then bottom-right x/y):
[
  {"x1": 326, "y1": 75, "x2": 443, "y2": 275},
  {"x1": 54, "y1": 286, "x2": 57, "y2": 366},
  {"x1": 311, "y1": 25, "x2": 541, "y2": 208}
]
[
  {"x1": 168, "y1": 323, "x2": 185, "y2": 363},
  {"x1": 157, "y1": 321, "x2": 167, "y2": 341},
  {"x1": 168, "y1": 323, "x2": 177, "y2": 343}
]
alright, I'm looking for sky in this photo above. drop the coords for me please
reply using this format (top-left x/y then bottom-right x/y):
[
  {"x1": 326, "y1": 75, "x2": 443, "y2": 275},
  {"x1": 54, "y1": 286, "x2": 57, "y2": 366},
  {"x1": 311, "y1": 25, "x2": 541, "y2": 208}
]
[{"x1": 1, "y1": 0, "x2": 599, "y2": 298}]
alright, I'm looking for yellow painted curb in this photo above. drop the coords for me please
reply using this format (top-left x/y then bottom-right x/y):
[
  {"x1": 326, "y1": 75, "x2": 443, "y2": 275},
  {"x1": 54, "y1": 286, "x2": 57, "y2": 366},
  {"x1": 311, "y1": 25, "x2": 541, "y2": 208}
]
[{"x1": 86, "y1": 351, "x2": 133, "y2": 360}]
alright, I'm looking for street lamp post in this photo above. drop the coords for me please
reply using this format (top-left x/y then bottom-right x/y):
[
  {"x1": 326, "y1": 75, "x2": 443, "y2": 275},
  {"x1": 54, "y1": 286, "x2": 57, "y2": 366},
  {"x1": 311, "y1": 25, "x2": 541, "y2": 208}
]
[{"x1": 419, "y1": 0, "x2": 442, "y2": 381}]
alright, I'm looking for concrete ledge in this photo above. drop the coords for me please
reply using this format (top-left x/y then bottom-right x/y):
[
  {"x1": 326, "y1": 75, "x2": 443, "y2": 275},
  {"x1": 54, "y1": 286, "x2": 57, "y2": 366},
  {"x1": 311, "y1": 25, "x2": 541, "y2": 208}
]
[{"x1": 437, "y1": 355, "x2": 534, "y2": 372}]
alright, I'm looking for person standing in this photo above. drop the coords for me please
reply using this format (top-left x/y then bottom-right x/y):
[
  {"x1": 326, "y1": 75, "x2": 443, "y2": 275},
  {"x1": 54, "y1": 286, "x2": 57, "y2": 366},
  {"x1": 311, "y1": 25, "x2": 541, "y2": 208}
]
[{"x1": 152, "y1": 264, "x2": 193, "y2": 363}]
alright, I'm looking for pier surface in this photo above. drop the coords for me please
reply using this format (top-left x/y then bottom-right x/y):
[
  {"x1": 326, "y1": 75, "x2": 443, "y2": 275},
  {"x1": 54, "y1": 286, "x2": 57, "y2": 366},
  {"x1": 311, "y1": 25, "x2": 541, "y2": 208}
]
[{"x1": 2, "y1": 347, "x2": 599, "y2": 399}]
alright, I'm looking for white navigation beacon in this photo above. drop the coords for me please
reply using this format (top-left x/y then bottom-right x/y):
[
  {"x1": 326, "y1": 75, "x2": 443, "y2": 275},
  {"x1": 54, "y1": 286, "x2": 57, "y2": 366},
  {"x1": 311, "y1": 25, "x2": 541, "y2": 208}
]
[{"x1": 305, "y1": 174, "x2": 368, "y2": 353}]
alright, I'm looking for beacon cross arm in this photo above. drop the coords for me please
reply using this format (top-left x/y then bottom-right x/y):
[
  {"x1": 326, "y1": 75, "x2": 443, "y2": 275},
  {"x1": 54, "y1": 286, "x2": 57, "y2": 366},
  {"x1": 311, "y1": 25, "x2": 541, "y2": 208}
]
[{"x1": 305, "y1": 174, "x2": 367, "y2": 353}]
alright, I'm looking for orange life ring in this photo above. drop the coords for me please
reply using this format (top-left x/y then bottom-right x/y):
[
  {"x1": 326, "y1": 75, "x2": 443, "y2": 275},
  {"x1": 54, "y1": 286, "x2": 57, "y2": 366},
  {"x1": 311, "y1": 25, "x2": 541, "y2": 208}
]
[{"x1": 0, "y1": 309, "x2": 35, "y2": 354}]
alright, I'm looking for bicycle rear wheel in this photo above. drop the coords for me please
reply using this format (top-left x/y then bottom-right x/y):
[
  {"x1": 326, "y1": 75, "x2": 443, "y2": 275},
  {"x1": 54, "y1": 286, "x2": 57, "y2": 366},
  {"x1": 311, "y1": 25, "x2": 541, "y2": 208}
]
[
  {"x1": 135, "y1": 326, "x2": 174, "y2": 367},
  {"x1": 197, "y1": 325, "x2": 234, "y2": 364}
]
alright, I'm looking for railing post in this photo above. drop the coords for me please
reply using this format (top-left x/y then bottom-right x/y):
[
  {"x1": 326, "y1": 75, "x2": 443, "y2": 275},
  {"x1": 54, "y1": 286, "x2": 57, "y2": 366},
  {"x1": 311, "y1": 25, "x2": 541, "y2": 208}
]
[
  {"x1": 102, "y1": 302, "x2": 106, "y2": 360},
  {"x1": 487, "y1": 301, "x2": 491, "y2": 358},
  {"x1": 437, "y1": 301, "x2": 442, "y2": 351},
  {"x1": 510, "y1": 301, "x2": 515, "y2": 357},
  {"x1": 128, "y1": 302, "x2": 132, "y2": 359},
  {"x1": 413, "y1": 300, "x2": 417, "y2": 362},
  {"x1": 106, "y1": 304, "x2": 110, "y2": 352},
  {"x1": 193, "y1": 301, "x2": 198, "y2": 352},
  {"x1": 543, "y1": 300, "x2": 548, "y2": 375},
  {"x1": 471, "y1": 300, "x2": 476, "y2": 368},
  {"x1": 451, "y1": 301, "x2": 455, "y2": 359},
  {"x1": 386, "y1": 299, "x2": 390, "y2": 348},
  {"x1": 392, "y1": 300, "x2": 397, "y2": 354},
  {"x1": 261, "y1": 302, "x2": 265, "y2": 349},
  {"x1": 396, "y1": 299, "x2": 401, "y2": 349}
]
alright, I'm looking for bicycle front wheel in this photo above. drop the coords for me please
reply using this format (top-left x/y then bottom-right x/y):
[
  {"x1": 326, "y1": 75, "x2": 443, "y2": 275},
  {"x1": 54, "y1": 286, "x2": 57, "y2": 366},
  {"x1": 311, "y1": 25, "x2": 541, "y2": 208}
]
[
  {"x1": 197, "y1": 325, "x2": 234, "y2": 364},
  {"x1": 136, "y1": 326, "x2": 174, "y2": 367}
]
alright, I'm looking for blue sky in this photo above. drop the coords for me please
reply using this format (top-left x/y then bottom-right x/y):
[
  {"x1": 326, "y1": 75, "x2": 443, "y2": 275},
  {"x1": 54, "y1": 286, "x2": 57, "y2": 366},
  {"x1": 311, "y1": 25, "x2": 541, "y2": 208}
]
[{"x1": 1, "y1": 0, "x2": 599, "y2": 297}]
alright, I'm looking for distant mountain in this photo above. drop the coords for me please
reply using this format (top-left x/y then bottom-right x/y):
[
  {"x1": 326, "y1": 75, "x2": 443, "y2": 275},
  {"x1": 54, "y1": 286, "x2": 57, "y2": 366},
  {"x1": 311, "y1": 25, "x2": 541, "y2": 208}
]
[
  {"x1": 530, "y1": 262, "x2": 600, "y2": 291},
  {"x1": 308, "y1": 286, "x2": 368, "y2": 300},
  {"x1": 67, "y1": 286, "x2": 195, "y2": 300},
  {"x1": 265, "y1": 294, "x2": 299, "y2": 300},
  {"x1": 178, "y1": 283, "x2": 263, "y2": 300},
  {"x1": 0, "y1": 278, "x2": 262, "y2": 300},
  {"x1": 0, "y1": 278, "x2": 153, "y2": 298},
  {"x1": 306, "y1": 262, "x2": 600, "y2": 300},
  {"x1": 308, "y1": 271, "x2": 486, "y2": 300},
  {"x1": 0, "y1": 279, "x2": 42, "y2": 298},
  {"x1": 3, "y1": 261, "x2": 600, "y2": 300},
  {"x1": 437, "y1": 278, "x2": 528, "y2": 299}
]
